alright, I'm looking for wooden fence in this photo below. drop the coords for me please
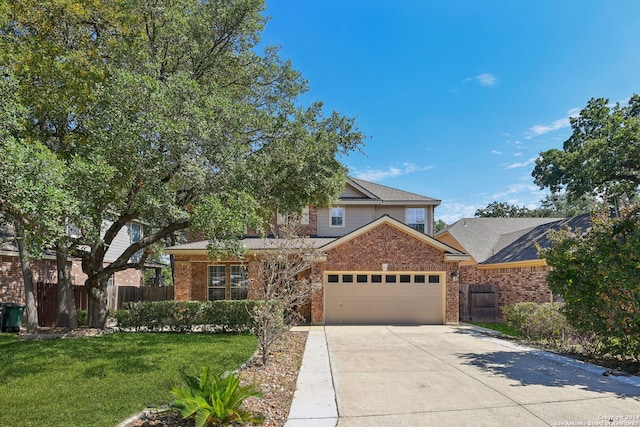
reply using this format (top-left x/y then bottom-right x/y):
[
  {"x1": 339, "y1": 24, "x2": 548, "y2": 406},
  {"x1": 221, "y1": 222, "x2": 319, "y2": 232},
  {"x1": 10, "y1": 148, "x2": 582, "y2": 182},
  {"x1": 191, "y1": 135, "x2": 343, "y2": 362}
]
[
  {"x1": 117, "y1": 285, "x2": 174, "y2": 309},
  {"x1": 36, "y1": 282, "x2": 88, "y2": 327},
  {"x1": 459, "y1": 283, "x2": 498, "y2": 323}
]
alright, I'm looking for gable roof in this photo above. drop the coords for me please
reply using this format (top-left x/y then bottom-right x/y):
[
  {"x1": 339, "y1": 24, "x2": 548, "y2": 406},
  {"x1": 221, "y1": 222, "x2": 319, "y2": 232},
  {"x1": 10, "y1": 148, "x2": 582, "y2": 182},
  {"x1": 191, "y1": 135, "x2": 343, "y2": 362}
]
[
  {"x1": 343, "y1": 177, "x2": 441, "y2": 206},
  {"x1": 482, "y1": 214, "x2": 592, "y2": 265},
  {"x1": 437, "y1": 217, "x2": 563, "y2": 263},
  {"x1": 321, "y1": 214, "x2": 469, "y2": 261}
]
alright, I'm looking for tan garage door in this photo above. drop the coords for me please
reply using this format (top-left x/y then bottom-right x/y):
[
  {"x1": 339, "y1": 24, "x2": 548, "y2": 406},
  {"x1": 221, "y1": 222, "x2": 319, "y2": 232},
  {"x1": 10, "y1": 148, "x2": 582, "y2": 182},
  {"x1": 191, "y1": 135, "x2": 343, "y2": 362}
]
[{"x1": 324, "y1": 272, "x2": 445, "y2": 325}]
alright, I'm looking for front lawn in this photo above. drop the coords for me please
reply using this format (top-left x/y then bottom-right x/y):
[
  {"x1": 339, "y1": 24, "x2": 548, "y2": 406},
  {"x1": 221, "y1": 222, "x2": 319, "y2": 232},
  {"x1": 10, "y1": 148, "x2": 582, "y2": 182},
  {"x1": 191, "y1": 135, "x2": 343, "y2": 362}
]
[{"x1": 0, "y1": 332, "x2": 257, "y2": 427}]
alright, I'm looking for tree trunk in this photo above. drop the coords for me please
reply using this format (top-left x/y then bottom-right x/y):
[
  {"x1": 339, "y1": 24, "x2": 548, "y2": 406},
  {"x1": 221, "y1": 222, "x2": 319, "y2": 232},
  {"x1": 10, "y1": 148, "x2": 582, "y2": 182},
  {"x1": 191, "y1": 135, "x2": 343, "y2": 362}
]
[
  {"x1": 14, "y1": 223, "x2": 38, "y2": 333},
  {"x1": 56, "y1": 245, "x2": 78, "y2": 329},
  {"x1": 86, "y1": 276, "x2": 109, "y2": 329}
]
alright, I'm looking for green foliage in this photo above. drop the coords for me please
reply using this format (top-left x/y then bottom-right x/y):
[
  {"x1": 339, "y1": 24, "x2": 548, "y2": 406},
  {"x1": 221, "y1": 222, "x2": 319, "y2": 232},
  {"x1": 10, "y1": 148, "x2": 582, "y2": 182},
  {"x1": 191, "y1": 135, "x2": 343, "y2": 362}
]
[
  {"x1": 541, "y1": 207, "x2": 640, "y2": 358},
  {"x1": 2, "y1": 0, "x2": 364, "y2": 328},
  {"x1": 77, "y1": 310, "x2": 89, "y2": 327},
  {"x1": 533, "y1": 94, "x2": 640, "y2": 204},
  {"x1": 474, "y1": 201, "x2": 555, "y2": 218},
  {"x1": 433, "y1": 219, "x2": 448, "y2": 233},
  {"x1": 112, "y1": 300, "x2": 269, "y2": 332},
  {"x1": 502, "y1": 302, "x2": 572, "y2": 342},
  {"x1": 171, "y1": 367, "x2": 264, "y2": 427}
]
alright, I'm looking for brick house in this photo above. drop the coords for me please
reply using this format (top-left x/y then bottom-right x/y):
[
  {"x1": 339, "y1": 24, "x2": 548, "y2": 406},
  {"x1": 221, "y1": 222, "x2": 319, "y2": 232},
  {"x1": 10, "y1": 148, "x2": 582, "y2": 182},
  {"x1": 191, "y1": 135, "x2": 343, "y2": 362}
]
[
  {"x1": 0, "y1": 220, "x2": 151, "y2": 323},
  {"x1": 166, "y1": 177, "x2": 470, "y2": 325},
  {"x1": 436, "y1": 215, "x2": 591, "y2": 317}
]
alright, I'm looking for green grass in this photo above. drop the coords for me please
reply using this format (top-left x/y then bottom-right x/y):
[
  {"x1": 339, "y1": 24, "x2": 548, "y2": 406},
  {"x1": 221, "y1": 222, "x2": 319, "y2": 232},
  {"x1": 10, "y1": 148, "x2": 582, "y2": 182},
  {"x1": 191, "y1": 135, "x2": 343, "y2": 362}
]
[
  {"x1": 469, "y1": 322, "x2": 521, "y2": 338},
  {"x1": 0, "y1": 332, "x2": 257, "y2": 427}
]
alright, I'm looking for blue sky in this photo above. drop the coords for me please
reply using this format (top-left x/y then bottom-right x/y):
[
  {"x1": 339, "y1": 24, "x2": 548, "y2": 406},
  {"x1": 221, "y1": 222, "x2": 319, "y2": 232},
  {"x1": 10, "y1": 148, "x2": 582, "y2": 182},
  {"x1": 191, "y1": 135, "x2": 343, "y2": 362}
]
[{"x1": 259, "y1": 1, "x2": 640, "y2": 224}]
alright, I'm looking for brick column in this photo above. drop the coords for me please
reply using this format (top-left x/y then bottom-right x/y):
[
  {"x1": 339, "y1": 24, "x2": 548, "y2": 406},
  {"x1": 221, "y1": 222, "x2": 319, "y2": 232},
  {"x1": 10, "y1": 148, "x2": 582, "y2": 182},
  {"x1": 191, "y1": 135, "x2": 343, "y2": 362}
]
[{"x1": 174, "y1": 260, "x2": 192, "y2": 301}]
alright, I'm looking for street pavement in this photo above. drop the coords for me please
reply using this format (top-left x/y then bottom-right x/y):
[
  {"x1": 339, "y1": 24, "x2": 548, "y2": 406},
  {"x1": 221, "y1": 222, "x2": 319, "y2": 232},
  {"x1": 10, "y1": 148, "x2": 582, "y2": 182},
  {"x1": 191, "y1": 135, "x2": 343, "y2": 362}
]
[{"x1": 286, "y1": 325, "x2": 640, "y2": 427}]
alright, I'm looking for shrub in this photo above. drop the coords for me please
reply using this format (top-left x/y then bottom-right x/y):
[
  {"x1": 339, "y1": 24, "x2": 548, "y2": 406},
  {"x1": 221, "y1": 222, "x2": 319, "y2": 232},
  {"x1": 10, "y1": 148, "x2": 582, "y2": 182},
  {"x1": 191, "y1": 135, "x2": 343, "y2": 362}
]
[
  {"x1": 76, "y1": 310, "x2": 88, "y2": 327},
  {"x1": 171, "y1": 366, "x2": 264, "y2": 427},
  {"x1": 111, "y1": 300, "x2": 269, "y2": 333},
  {"x1": 502, "y1": 302, "x2": 572, "y2": 342}
]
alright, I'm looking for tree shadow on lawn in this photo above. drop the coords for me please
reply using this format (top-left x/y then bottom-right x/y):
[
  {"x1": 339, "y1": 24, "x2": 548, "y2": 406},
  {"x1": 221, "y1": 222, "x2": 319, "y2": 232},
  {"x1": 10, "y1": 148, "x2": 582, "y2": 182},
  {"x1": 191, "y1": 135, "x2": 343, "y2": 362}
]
[{"x1": 454, "y1": 328, "x2": 640, "y2": 400}]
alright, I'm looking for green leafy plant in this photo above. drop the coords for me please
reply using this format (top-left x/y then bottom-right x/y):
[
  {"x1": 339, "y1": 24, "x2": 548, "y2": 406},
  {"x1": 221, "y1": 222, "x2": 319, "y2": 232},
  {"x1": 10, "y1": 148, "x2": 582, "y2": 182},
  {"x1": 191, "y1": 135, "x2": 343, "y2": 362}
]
[
  {"x1": 502, "y1": 302, "x2": 572, "y2": 342},
  {"x1": 171, "y1": 366, "x2": 264, "y2": 427}
]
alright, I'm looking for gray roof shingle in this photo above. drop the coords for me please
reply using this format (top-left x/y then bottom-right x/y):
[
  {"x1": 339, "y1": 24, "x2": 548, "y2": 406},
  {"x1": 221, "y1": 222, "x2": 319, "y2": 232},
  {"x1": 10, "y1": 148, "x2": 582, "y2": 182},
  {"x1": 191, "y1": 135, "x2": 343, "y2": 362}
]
[
  {"x1": 482, "y1": 214, "x2": 592, "y2": 264},
  {"x1": 437, "y1": 217, "x2": 563, "y2": 263},
  {"x1": 348, "y1": 177, "x2": 440, "y2": 204}
]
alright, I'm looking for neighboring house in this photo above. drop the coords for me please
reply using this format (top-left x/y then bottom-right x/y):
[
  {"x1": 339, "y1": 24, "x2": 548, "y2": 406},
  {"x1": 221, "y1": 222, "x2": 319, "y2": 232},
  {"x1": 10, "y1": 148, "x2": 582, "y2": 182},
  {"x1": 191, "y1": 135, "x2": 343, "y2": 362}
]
[
  {"x1": 166, "y1": 177, "x2": 471, "y2": 325},
  {"x1": 0, "y1": 219, "x2": 151, "y2": 315},
  {"x1": 436, "y1": 215, "x2": 591, "y2": 316}
]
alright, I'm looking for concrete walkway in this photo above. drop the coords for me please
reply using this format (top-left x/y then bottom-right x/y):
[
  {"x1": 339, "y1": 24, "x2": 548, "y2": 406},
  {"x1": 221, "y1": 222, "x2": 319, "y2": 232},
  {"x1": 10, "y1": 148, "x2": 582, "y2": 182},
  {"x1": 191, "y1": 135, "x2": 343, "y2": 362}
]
[{"x1": 286, "y1": 325, "x2": 640, "y2": 426}]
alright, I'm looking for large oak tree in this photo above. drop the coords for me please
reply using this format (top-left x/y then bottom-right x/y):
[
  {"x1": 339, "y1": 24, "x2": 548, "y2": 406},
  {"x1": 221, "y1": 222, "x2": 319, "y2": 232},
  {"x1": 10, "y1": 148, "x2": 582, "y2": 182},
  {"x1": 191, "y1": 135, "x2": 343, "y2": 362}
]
[
  {"x1": 533, "y1": 95, "x2": 640, "y2": 206},
  {"x1": 1, "y1": 0, "x2": 363, "y2": 328}
]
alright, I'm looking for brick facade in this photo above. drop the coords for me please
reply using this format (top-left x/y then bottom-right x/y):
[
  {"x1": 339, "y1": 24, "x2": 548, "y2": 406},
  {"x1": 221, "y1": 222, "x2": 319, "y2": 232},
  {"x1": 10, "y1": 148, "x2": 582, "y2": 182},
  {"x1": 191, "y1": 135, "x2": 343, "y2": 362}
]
[
  {"x1": 316, "y1": 223, "x2": 459, "y2": 324},
  {"x1": 460, "y1": 264, "x2": 553, "y2": 316},
  {"x1": 172, "y1": 223, "x2": 464, "y2": 325},
  {"x1": 1, "y1": 254, "x2": 143, "y2": 305}
]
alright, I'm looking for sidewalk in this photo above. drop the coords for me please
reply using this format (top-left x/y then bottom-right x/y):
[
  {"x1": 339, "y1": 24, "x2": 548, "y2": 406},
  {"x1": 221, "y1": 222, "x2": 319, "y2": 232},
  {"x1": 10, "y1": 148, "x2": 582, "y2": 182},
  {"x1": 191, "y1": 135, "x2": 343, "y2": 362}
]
[{"x1": 285, "y1": 326, "x2": 337, "y2": 427}]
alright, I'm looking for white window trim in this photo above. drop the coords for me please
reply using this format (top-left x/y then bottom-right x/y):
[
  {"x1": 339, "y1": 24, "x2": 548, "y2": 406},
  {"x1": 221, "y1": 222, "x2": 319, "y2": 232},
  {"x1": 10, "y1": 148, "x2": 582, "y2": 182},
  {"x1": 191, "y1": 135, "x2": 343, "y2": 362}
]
[
  {"x1": 406, "y1": 207, "x2": 426, "y2": 232},
  {"x1": 329, "y1": 206, "x2": 345, "y2": 228}
]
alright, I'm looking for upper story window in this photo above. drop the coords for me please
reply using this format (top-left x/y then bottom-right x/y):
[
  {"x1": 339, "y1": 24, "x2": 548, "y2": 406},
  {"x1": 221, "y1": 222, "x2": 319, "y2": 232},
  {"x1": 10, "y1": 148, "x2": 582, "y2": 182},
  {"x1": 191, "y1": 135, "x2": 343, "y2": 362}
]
[
  {"x1": 129, "y1": 222, "x2": 142, "y2": 243},
  {"x1": 277, "y1": 206, "x2": 310, "y2": 225},
  {"x1": 406, "y1": 208, "x2": 425, "y2": 233},
  {"x1": 129, "y1": 222, "x2": 143, "y2": 263},
  {"x1": 330, "y1": 207, "x2": 344, "y2": 227}
]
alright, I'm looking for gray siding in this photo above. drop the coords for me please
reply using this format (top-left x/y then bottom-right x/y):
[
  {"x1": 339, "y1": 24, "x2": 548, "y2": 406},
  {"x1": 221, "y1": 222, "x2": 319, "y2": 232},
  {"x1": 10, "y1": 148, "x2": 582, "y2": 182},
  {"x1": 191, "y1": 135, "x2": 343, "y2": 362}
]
[
  {"x1": 373, "y1": 206, "x2": 405, "y2": 222},
  {"x1": 317, "y1": 206, "x2": 375, "y2": 237},
  {"x1": 104, "y1": 221, "x2": 142, "y2": 262},
  {"x1": 340, "y1": 184, "x2": 368, "y2": 198}
]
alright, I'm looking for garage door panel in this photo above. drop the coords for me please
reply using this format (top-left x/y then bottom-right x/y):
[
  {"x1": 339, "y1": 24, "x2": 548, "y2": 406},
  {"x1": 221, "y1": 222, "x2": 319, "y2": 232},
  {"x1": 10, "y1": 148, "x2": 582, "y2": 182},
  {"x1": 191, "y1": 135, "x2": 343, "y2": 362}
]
[{"x1": 325, "y1": 282, "x2": 444, "y2": 325}]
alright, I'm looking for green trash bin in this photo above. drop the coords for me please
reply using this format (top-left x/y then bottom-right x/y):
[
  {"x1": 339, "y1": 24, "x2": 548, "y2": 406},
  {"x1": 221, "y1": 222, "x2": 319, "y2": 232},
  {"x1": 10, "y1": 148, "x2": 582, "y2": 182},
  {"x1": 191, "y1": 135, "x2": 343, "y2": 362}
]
[{"x1": 1, "y1": 303, "x2": 25, "y2": 333}]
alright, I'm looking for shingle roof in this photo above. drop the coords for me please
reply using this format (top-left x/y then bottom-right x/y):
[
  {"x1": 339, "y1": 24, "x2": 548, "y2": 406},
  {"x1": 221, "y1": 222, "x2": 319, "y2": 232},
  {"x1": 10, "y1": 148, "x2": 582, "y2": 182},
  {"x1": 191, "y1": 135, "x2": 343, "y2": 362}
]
[
  {"x1": 437, "y1": 217, "x2": 563, "y2": 263},
  {"x1": 482, "y1": 214, "x2": 592, "y2": 264},
  {"x1": 347, "y1": 177, "x2": 441, "y2": 204},
  {"x1": 165, "y1": 237, "x2": 337, "y2": 252}
]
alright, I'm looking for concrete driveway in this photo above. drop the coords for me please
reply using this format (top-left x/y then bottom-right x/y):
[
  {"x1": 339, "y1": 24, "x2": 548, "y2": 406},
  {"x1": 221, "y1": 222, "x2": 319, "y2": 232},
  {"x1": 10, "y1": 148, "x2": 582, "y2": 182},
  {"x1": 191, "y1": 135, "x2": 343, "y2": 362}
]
[{"x1": 286, "y1": 325, "x2": 640, "y2": 426}]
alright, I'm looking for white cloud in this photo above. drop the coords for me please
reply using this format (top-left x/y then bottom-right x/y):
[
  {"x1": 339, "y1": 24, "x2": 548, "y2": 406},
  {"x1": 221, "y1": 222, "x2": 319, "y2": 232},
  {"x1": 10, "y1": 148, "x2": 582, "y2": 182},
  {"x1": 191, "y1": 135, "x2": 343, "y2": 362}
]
[
  {"x1": 526, "y1": 108, "x2": 580, "y2": 139},
  {"x1": 436, "y1": 202, "x2": 481, "y2": 224},
  {"x1": 513, "y1": 152, "x2": 523, "y2": 157},
  {"x1": 505, "y1": 157, "x2": 536, "y2": 169},
  {"x1": 350, "y1": 162, "x2": 433, "y2": 182},
  {"x1": 491, "y1": 184, "x2": 539, "y2": 201},
  {"x1": 491, "y1": 150, "x2": 502, "y2": 155},
  {"x1": 464, "y1": 73, "x2": 498, "y2": 87}
]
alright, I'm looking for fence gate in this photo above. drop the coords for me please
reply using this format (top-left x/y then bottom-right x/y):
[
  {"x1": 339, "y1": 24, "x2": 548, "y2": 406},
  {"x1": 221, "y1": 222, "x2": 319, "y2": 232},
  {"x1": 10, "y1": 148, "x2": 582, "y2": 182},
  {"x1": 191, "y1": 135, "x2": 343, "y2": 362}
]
[
  {"x1": 459, "y1": 283, "x2": 498, "y2": 322},
  {"x1": 36, "y1": 282, "x2": 88, "y2": 327}
]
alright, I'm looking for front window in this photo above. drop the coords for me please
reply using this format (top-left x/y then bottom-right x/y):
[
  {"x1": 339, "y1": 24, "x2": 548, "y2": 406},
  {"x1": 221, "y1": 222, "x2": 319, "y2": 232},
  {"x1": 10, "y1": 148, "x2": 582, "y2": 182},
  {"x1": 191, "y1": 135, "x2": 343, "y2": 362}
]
[
  {"x1": 406, "y1": 208, "x2": 425, "y2": 233},
  {"x1": 208, "y1": 265, "x2": 226, "y2": 301},
  {"x1": 230, "y1": 265, "x2": 249, "y2": 300},
  {"x1": 330, "y1": 207, "x2": 344, "y2": 227},
  {"x1": 208, "y1": 265, "x2": 249, "y2": 301}
]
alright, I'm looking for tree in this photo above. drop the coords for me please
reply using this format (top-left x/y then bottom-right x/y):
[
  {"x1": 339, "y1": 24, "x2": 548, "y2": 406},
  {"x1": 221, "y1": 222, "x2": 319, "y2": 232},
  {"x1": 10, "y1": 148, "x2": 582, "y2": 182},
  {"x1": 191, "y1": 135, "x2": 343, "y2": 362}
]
[
  {"x1": 533, "y1": 95, "x2": 640, "y2": 206},
  {"x1": 250, "y1": 216, "x2": 318, "y2": 365},
  {"x1": 538, "y1": 193, "x2": 594, "y2": 218},
  {"x1": 2, "y1": 0, "x2": 364, "y2": 328},
  {"x1": 433, "y1": 219, "x2": 448, "y2": 234},
  {"x1": 540, "y1": 207, "x2": 640, "y2": 357},
  {"x1": 474, "y1": 201, "x2": 549, "y2": 218},
  {"x1": 0, "y1": 74, "x2": 77, "y2": 331}
]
